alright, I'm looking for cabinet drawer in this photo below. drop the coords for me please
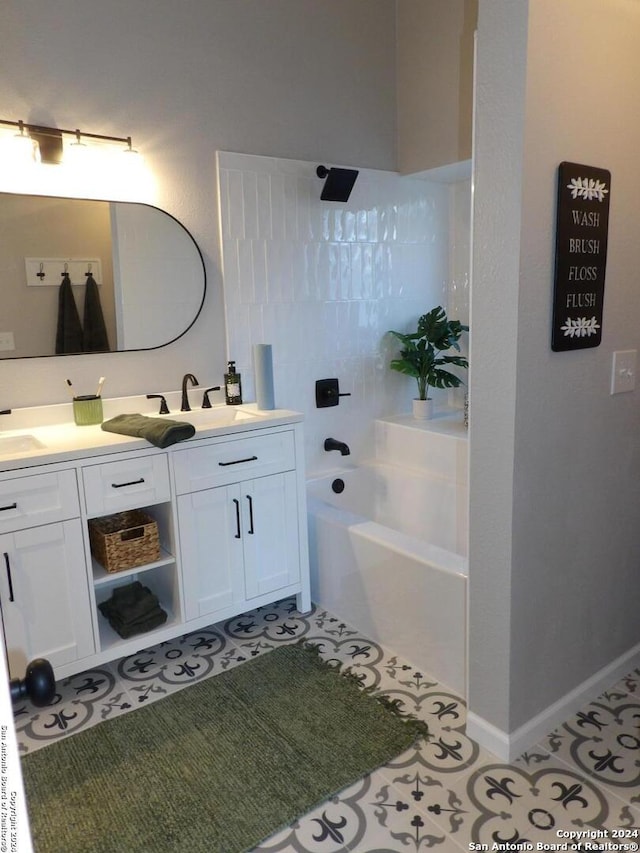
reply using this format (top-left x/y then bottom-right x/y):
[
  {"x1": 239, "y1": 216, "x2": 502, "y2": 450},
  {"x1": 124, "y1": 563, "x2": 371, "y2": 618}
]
[
  {"x1": 173, "y1": 431, "x2": 295, "y2": 495},
  {"x1": 82, "y1": 454, "x2": 170, "y2": 516},
  {"x1": 0, "y1": 469, "x2": 79, "y2": 534}
]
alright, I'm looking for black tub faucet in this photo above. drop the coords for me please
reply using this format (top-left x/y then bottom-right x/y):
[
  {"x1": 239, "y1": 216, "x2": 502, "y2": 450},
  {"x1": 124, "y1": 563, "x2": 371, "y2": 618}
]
[
  {"x1": 181, "y1": 373, "x2": 199, "y2": 411},
  {"x1": 324, "y1": 437, "x2": 350, "y2": 456}
]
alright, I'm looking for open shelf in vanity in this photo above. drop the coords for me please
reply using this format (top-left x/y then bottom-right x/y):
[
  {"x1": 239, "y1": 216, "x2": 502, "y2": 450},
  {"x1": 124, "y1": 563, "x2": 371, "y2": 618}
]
[
  {"x1": 81, "y1": 452, "x2": 183, "y2": 655},
  {"x1": 92, "y1": 560, "x2": 182, "y2": 654},
  {"x1": 91, "y1": 546, "x2": 175, "y2": 586}
]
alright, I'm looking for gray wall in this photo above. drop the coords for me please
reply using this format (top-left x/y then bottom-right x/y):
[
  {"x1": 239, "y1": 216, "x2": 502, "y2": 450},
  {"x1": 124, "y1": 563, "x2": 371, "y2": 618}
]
[
  {"x1": 469, "y1": 0, "x2": 640, "y2": 738},
  {"x1": 396, "y1": 0, "x2": 476, "y2": 173},
  {"x1": 0, "y1": 0, "x2": 396, "y2": 406}
]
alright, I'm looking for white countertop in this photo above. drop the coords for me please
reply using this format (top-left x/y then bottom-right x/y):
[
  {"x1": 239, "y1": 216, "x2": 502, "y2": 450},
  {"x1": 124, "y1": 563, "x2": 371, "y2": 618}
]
[{"x1": 0, "y1": 396, "x2": 302, "y2": 473}]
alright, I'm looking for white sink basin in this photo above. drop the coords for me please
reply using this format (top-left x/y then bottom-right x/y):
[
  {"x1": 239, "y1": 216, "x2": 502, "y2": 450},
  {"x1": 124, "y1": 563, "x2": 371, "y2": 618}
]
[
  {"x1": 0, "y1": 434, "x2": 46, "y2": 454},
  {"x1": 169, "y1": 408, "x2": 258, "y2": 427}
]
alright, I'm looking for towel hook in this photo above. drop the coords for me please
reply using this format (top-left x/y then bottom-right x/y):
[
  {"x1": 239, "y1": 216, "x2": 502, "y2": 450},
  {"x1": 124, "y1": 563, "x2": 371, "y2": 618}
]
[
  {"x1": 85, "y1": 263, "x2": 92, "y2": 277},
  {"x1": 36, "y1": 263, "x2": 46, "y2": 281},
  {"x1": 61, "y1": 262, "x2": 69, "y2": 277}
]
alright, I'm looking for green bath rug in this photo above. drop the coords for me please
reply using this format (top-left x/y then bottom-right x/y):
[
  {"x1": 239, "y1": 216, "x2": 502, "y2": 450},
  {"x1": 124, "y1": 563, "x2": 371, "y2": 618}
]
[{"x1": 22, "y1": 643, "x2": 427, "y2": 853}]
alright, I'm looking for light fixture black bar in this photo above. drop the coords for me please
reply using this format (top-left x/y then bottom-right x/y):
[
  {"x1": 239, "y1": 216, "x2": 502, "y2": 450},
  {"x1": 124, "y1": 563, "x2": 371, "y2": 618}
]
[{"x1": 0, "y1": 118, "x2": 132, "y2": 147}]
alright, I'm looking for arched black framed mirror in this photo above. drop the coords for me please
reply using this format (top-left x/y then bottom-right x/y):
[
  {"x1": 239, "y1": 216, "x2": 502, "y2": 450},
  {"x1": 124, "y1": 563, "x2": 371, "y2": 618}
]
[{"x1": 0, "y1": 192, "x2": 206, "y2": 358}]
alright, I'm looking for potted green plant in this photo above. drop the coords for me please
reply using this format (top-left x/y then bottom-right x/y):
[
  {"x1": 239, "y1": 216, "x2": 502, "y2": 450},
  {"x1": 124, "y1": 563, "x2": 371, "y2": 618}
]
[{"x1": 388, "y1": 306, "x2": 469, "y2": 419}]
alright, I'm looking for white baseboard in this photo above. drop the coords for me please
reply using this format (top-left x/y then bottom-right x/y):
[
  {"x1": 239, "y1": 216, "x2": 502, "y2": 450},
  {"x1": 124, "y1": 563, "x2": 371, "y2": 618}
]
[{"x1": 466, "y1": 640, "x2": 640, "y2": 761}]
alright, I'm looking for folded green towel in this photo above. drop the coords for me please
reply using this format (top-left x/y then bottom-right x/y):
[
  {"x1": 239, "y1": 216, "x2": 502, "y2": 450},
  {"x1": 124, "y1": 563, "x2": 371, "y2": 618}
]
[
  {"x1": 98, "y1": 581, "x2": 161, "y2": 623},
  {"x1": 98, "y1": 581, "x2": 168, "y2": 639},
  {"x1": 102, "y1": 608, "x2": 168, "y2": 639},
  {"x1": 101, "y1": 413, "x2": 195, "y2": 448}
]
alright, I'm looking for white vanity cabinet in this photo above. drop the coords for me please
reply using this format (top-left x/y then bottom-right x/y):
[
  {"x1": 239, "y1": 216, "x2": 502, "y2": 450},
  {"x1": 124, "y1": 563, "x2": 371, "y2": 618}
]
[
  {"x1": 0, "y1": 469, "x2": 94, "y2": 678},
  {"x1": 173, "y1": 427, "x2": 305, "y2": 622},
  {"x1": 0, "y1": 410, "x2": 310, "y2": 681}
]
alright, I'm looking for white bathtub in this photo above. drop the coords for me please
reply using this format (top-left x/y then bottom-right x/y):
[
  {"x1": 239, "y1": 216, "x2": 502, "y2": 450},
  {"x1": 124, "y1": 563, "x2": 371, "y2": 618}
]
[{"x1": 308, "y1": 417, "x2": 468, "y2": 694}]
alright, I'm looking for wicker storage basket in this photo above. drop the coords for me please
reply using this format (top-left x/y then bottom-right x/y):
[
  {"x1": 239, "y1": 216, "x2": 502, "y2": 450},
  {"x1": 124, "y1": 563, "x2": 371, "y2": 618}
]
[{"x1": 89, "y1": 510, "x2": 160, "y2": 573}]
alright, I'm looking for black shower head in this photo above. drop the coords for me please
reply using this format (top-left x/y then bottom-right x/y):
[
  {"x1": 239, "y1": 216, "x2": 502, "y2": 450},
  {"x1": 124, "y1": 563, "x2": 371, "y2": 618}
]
[{"x1": 316, "y1": 165, "x2": 359, "y2": 202}]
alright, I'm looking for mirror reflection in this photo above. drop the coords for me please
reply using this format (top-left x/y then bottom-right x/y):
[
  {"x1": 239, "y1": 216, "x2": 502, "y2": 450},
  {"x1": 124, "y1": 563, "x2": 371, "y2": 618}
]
[{"x1": 0, "y1": 193, "x2": 206, "y2": 358}]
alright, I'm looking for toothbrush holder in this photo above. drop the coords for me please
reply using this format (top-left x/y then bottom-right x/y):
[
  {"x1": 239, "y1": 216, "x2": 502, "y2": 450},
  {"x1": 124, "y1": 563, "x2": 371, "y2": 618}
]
[{"x1": 73, "y1": 395, "x2": 103, "y2": 426}]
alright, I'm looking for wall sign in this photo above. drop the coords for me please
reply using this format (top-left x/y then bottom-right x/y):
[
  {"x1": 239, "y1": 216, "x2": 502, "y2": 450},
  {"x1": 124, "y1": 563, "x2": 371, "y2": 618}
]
[{"x1": 551, "y1": 161, "x2": 611, "y2": 351}]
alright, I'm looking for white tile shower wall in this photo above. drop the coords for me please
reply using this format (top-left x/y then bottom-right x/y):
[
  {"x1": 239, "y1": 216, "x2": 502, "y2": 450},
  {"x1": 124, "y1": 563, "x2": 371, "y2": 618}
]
[
  {"x1": 217, "y1": 151, "x2": 468, "y2": 474},
  {"x1": 449, "y1": 178, "x2": 472, "y2": 328},
  {"x1": 447, "y1": 177, "x2": 472, "y2": 410}
]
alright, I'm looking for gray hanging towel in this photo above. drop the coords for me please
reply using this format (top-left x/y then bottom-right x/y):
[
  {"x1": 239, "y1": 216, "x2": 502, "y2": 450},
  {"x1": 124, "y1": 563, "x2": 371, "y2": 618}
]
[
  {"x1": 83, "y1": 272, "x2": 110, "y2": 352},
  {"x1": 55, "y1": 272, "x2": 83, "y2": 354}
]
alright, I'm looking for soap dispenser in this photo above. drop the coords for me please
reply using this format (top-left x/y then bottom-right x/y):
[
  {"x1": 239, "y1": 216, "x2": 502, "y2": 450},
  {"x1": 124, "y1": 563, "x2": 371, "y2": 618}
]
[{"x1": 224, "y1": 361, "x2": 243, "y2": 405}]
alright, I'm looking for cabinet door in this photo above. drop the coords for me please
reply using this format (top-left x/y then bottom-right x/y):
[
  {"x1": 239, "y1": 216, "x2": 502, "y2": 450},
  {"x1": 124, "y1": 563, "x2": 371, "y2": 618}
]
[
  {"x1": 177, "y1": 486, "x2": 244, "y2": 621},
  {"x1": 0, "y1": 521, "x2": 94, "y2": 678},
  {"x1": 242, "y1": 472, "x2": 300, "y2": 600}
]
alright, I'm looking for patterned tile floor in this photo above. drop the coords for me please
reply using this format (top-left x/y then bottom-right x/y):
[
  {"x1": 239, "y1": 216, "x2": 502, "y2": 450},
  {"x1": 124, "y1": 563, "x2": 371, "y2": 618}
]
[{"x1": 14, "y1": 598, "x2": 640, "y2": 852}]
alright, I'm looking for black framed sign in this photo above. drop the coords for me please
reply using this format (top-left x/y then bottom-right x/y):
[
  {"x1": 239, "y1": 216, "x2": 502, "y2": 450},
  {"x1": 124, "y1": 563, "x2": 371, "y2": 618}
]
[{"x1": 551, "y1": 161, "x2": 611, "y2": 351}]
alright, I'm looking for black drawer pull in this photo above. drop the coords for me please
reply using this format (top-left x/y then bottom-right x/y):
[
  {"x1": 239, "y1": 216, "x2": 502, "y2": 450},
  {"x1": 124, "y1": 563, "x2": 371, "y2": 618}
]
[
  {"x1": 0, "y1": 502, "x2": 17, "y2": 512},
  {"x1": 218, "y1": 456, "x2": 258, "y2": 467},
  {"x1": 4, "y1": 553, "x2": 14, "y2": 602},
  {"x1": 232, "y1": 499, "x2": 241, "y2": 539},
  {"x1": 112, "y1": 477, "x2": 145, "y2": 489},
  {"x1": 246, "y1": 494, "x2": 254, "y2": 534}
]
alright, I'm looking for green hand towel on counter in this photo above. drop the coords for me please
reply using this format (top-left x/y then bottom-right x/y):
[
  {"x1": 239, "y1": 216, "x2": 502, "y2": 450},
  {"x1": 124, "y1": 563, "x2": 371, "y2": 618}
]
[{"x1": 101, "y1": 413, "x2": 196, "y2": 448}]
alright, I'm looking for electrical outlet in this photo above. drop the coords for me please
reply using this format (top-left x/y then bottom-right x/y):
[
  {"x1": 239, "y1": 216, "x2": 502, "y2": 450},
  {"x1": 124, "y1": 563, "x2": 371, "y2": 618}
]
[
  {"x1": 0, "y1": 332, "x2": 15, "y2": 352},
  {"x1": 611, "y1": 349, "x2": 637, "y2": 394}
]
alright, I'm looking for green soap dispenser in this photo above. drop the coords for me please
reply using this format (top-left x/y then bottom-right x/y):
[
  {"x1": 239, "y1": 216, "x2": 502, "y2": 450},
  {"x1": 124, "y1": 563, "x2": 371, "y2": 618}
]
[{"x1": 224, "y1": 361, "x2": 242, "y2": 405}]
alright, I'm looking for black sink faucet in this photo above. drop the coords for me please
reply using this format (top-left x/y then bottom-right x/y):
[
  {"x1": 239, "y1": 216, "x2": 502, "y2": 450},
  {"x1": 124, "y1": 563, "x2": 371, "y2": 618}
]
[
  {"x1": 324, "y1": 437, "x2": 350, "y2": 456},
  {"x1": 181, "y1": 373, "x2": 199, "y2": 412},
  {"x1": 147, "y1": 394, "x2": 169, "y2": 415}
]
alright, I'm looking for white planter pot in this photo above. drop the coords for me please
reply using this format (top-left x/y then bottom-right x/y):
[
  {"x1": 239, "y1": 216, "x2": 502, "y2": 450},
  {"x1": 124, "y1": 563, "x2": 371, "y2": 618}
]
[{"x1": 412, "y1": 398, "x2": 434, "y2": 420}]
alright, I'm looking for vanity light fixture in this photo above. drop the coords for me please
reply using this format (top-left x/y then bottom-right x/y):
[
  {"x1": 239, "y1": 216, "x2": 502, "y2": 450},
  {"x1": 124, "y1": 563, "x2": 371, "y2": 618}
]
[{"x1": 0, "y1": 118, "x2": 140, "y2": 165}]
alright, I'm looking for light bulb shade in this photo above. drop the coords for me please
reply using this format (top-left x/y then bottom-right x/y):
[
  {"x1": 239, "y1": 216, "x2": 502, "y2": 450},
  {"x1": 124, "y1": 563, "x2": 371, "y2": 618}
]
[
  {"x1": 7, "y1": 131, "x2": 40, "y2": 165},
  {"x1": 64, "y1": 138, "x2": 94, "y2": 169},
  {"x1": 122, "y1": 146, "x2": 142, "y2": 163}
]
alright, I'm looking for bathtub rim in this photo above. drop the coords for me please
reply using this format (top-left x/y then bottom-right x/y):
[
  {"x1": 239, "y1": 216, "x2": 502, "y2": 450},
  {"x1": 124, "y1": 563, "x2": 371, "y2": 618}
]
[
  {"x1": 307, "y1": 488, "x2": 468, "y2": 580},
  {"x1": 376, "y1": 411, "x2": 468, "y2": 440}
]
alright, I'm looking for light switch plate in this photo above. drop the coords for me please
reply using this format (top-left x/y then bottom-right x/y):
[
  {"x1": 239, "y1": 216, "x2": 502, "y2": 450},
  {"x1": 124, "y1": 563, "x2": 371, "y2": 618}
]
[{"x1": 611, "y1": 349, "x2": 637, "y2": 394}]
